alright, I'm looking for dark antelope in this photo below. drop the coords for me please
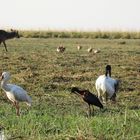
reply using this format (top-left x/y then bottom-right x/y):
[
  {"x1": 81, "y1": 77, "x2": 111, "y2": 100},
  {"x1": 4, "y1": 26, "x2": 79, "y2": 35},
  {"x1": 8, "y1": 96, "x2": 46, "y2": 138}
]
[{"x1": 0, "y1": 29, "x2": 20, "y2": 51}]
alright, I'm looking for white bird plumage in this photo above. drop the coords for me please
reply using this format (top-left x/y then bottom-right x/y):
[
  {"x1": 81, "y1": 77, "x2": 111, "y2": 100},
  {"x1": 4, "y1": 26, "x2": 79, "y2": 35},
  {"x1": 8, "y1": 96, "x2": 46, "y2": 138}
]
[
  {"x1": 77, "y1": 45, "x2": 82, "y2": 50},
  {"x1": 87, "y1": 47, "x2": 93, "y2": 53},
  {"x1": 94, "y1": 49, "x2": 100, "y2": 54},
  {"x1": 1, "y1": 72, "x2": 32, "y2": 116},
  {"x1": 95, "y1": 65, "x2": 119, "y2": 104}
]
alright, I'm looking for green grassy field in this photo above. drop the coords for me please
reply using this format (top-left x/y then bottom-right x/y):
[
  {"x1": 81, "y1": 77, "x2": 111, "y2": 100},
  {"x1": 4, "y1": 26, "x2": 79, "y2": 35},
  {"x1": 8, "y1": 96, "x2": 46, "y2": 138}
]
[{"x1": 0, "y1": 37, "x2": 140, "y2": 140}]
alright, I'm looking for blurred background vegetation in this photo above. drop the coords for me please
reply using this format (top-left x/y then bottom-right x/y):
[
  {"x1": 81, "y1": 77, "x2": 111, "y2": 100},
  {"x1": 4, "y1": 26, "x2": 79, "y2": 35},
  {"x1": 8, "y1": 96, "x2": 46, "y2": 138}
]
[{"x1": 19, "y1": 30, "x2": 140, "y2": 39}]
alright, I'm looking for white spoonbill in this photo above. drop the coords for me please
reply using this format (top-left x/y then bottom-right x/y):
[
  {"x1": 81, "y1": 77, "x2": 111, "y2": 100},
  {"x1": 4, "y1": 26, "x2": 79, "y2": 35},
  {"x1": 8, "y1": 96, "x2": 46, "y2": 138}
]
[
  {"x1": 95, "y1": 65, "x2": 119, "y2": 104},
  {"x1": 1, "y1": 72, "x2": 32, "y2": 116}
]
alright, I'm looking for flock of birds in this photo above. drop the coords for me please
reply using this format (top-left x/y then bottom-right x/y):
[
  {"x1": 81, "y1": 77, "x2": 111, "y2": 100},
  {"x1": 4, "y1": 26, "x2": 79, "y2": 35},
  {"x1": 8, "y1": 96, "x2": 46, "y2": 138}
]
[
  {"x1": 57, "y1": 45, "x2": 100, "y2": 53},
  {"x1": 1, "y1": 65, "x2": 119, "y2": 116},
  {"x1": 0, "y1": 29, "x2": 119, "y2": 116},
  {"x1": 71, "y1": 65, "x2": 119, "y2": 115}
]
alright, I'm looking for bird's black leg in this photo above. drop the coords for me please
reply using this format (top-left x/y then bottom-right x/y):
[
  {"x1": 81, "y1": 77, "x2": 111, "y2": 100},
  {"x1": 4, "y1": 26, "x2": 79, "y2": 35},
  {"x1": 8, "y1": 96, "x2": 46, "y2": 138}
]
[
  {"x1": 106, "y1": 92, "x2": 108, "y2": 103},
  {"x1": 15, "y1": 102, "x2": 20, "y2": 116},
  {"x1": 103, "y1": 92, "x2": 108, "y2": 104},
  {"x1": 92, "y1": 106, "x2": 94, "y2": 116},
  {"x1": 88, "y1": 104, "x2": 92, "y2": 116}
]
